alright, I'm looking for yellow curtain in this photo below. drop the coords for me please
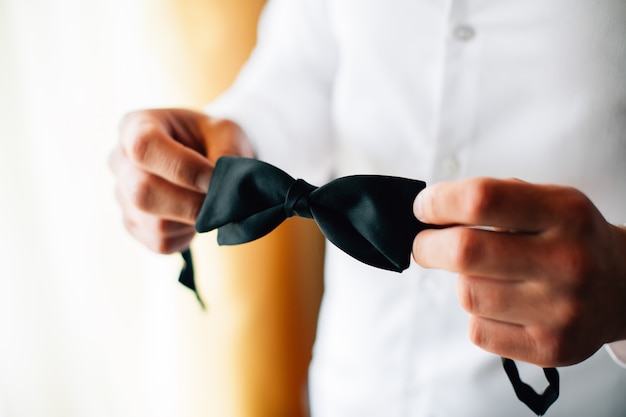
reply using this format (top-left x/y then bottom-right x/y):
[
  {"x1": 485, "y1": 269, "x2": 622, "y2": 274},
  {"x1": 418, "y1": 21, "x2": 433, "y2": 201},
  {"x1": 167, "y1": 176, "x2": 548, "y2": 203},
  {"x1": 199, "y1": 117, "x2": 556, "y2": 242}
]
[{"x1": 127, "y1": 1, "x2": 326, "y2": 416}]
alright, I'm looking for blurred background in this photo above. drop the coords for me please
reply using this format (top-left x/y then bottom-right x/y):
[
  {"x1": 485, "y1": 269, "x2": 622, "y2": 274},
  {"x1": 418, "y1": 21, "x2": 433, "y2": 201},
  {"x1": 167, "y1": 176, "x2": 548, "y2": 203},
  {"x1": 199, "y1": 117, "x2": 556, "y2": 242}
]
[{"x1": 0, "y1": 1, "x2": 324, "y2": 416}]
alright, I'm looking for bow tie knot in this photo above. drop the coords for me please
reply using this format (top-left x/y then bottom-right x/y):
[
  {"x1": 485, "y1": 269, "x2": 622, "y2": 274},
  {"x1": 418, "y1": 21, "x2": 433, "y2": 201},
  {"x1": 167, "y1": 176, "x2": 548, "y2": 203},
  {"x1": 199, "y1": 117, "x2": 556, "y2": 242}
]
[{"x1": 285, "y1": 178, "x2": 316, "y2": 219}]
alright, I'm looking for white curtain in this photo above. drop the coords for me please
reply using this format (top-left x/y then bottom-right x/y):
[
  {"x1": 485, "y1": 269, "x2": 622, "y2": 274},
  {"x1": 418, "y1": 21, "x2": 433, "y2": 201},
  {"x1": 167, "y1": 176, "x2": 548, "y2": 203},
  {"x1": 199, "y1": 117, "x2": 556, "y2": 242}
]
[{"x1": 0, "y1": 1, "x2": 215, "y2": 415}]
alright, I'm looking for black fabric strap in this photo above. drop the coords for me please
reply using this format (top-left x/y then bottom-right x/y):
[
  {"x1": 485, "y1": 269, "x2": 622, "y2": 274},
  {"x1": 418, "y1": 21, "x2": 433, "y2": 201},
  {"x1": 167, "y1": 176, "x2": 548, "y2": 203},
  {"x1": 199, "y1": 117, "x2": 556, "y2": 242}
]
[
  {"x1": 179, "y1": 156, "x2": 560, "y2": 415},
  {"x1": 502, "y1": 358, "x2": 560, "y2": 415},
  {"x1": 179, "y1": 248, "x2": 205, "y2": 309}
]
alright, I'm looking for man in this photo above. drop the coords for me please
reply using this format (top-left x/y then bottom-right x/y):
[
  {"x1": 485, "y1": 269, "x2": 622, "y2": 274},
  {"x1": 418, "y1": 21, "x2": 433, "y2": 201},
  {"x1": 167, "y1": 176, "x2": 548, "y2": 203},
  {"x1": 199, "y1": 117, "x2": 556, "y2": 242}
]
[{"x1": 109, "y1": 0, "x2": 626, "y2": 415}]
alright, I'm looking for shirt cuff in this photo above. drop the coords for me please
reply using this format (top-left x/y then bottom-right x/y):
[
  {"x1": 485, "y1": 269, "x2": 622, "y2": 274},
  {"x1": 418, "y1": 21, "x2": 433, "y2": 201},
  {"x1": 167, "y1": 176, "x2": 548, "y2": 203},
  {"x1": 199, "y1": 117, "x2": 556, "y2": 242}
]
[{"x1": 606, "y1": 341, "x2": 626, "y2": 369}]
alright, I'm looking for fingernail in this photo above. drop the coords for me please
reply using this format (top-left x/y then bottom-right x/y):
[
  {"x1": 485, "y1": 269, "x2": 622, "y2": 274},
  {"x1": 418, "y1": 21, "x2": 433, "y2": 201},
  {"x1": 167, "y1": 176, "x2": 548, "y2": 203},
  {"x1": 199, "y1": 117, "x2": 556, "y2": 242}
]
[
  {"x1": 196, "y1": 171, "x2": 211, "y2": 192},
  {"x1": 414, "y1": 189, "x2": 426, "y2": 221}
]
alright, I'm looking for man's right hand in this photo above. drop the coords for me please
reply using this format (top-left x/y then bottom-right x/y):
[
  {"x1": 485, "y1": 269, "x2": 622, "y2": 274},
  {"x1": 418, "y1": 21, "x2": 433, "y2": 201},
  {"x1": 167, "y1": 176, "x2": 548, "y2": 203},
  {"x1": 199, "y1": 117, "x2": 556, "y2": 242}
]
[{"x1": 108, "y1": 108, "x2": 254, "y2": 253}]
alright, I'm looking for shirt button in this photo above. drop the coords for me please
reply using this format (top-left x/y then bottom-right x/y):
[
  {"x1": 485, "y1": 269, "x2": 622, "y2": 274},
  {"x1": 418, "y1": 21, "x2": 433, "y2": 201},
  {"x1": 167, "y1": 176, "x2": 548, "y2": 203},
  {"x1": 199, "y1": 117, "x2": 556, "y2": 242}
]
[
  {"x1": 442, "y1": 155, "x2": 460, "y2": 177},
  {"x1": 453, "y1": 24, "x2": 476, "y2": 41}
]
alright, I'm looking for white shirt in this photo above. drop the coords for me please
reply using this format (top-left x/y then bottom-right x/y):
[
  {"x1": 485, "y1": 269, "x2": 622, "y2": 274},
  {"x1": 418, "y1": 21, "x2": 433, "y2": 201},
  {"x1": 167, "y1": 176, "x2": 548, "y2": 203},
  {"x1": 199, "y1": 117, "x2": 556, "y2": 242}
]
[{"x1": 209, "y1": 0, "x2": 626, "y2": 415}]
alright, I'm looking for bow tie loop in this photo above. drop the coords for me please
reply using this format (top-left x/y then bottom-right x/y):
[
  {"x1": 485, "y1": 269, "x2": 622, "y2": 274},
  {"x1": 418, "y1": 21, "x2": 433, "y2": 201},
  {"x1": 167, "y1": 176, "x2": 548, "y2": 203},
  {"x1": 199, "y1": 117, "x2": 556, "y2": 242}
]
[{"x1": 285, "y1": 178, "x2": 316, "y2": 219}]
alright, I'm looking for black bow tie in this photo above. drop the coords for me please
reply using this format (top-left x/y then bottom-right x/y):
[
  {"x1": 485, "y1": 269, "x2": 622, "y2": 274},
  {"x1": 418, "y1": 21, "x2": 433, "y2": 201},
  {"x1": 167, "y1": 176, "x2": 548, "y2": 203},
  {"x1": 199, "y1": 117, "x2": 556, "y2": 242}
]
[
  {"x1": 179, "y1": 156, "x2": 559, "y2": 416},
  {"x1": 196, "y1": 156, "x2": 430, "y2": 271}
]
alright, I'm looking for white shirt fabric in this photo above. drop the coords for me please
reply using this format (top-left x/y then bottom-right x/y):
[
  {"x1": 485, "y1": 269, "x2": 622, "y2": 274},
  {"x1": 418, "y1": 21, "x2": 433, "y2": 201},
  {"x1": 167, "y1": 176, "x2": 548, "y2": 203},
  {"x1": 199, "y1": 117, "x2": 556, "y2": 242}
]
[{"x1": 208, "y1": 0, "x2": 626, "y2": 415}]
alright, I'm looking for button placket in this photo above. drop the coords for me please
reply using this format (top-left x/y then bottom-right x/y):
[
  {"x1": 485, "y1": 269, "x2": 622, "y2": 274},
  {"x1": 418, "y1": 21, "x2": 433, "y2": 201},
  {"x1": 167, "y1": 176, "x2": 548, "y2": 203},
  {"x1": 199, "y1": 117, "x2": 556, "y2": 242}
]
[{"x1": 429, "y1": 0, "x2": 478, "y2": 182}]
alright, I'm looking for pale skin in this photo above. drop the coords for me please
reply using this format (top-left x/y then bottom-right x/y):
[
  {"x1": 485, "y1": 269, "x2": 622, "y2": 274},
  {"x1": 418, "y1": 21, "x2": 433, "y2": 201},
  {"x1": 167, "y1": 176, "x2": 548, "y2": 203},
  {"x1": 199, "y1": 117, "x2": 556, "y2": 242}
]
[{"x1": 109, "y1": 108, "x2": 626, "y2": 368}]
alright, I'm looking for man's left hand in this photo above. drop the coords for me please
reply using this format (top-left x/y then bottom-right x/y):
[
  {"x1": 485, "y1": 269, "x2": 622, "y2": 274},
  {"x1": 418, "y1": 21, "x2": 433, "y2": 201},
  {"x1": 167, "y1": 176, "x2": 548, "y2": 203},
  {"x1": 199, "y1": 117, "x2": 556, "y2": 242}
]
[{"x1": 412, "y1": 177, "x2": 626, "y2": 367}]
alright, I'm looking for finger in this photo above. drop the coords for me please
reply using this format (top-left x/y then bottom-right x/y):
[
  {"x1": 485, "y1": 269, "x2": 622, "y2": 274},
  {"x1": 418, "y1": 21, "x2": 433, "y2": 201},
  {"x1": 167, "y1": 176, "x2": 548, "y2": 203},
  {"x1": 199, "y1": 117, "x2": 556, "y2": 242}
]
[
  {"x1": 466, "y1": 316, "x2": 575, "y2": 367},
  {"x1": 118, "y1": 163, "x2": 205, "y2": 225},
  {"x1": 120, "y1": 112, "x2": 214, "y2": 192},
  {"x1": 117, "y1": 194, "x2": 196, "y2": 254},
  {"x1": 414, "y1": 177, "x2": 558, "y2": 231},
  {"x1": 115, "y1": 186, "x2": 197, "y2": 235},
  {"x1": 456, "y1": 274, "x2": 552, "y2": 326},
  {"x1": 412, "y1": 226, "x2": 541, "y2": 279},
  {"x1": 466, "y1": 316, "x2": 542, "y2": 364},
  {"x1": 124, "y1": 217, "x2": 196, "y2": 254}
]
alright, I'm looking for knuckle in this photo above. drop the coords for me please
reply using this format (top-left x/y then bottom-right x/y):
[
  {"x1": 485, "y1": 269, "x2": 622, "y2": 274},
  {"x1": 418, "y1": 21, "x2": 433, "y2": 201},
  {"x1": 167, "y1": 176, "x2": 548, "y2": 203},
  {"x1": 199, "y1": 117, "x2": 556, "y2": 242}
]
[
  {"x1": 452, "y1": 228, "x2": 484, "y2": 270},
  {"x1": 155, "y1": 235, "x2": 192, "y2": 255},
  {"x1": 535, "y1": 330, "x2": 571, "y2": 366},
  {"x1": 464, "y1": 178, "x2": 498, "y2": 222},
  {"x1": 130, "y1": 174, "x2": 155, "y2": 212},
  {"x1": 140, "y1": 228, "x2": 176, "y2": 254},
  {"x1": 456, "y1": 275, "x2": 476, "y2": 313},
  {"x1": 467, "y1": 317, "x2": 487, "y2": 348},
  {"x1": 121, "y1": 112, "x2": 159, "y2": 166},
  {"x1": 531, "y1": 322, "x2": 588, "y2": 366},
  {"x1": 127, "y1": 126, "x2": 154, "y2": 165},
  {"x1": 552, "y1": 296, "x2": 585, "y2": 334},
  {"x1": 154, "y1": 219, "x2": 174, "y2": 235},
  {"x1": 561, "y1": 187, "x2": 591, "y2": 211},
  {"x1": 210, "y1": 118, "x2": 238, "y2": 138},
  {"x1": 208, "y1": 118, "x2": 246, "y2": 153},
  {"x1": 552, "y1": 242, "x2": 594, "y2": 288},
  {"x1": 168, "y1": 154, "x2": 193, "y2": 186},
  {"x1": 558, "y1": 188, "x2": 597, "y2": 230},
  {"x1": 153, "y1": 239, "x2": 174, "y2": 254}
]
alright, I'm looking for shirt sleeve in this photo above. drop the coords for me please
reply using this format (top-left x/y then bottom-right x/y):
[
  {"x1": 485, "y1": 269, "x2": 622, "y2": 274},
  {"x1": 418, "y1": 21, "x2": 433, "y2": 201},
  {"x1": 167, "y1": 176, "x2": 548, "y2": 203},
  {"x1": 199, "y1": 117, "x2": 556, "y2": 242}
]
[
  {"x1": 606, "y1": 341, "x2": 626, "y2": 369},
  {"x1": 206, "y1": 0, "x2": 337, "y2": 184}
]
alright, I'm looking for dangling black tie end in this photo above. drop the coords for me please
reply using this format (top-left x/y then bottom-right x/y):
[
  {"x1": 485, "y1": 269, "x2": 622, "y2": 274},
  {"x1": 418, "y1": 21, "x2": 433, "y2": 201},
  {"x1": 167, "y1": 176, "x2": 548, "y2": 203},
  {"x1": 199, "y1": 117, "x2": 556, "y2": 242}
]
[
  {"x1": 179, "y1": 249, "x2": 206, "y2": 310},
  {"x1": 501, "y1": 357, "x2": 559, "y2": 416}
]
